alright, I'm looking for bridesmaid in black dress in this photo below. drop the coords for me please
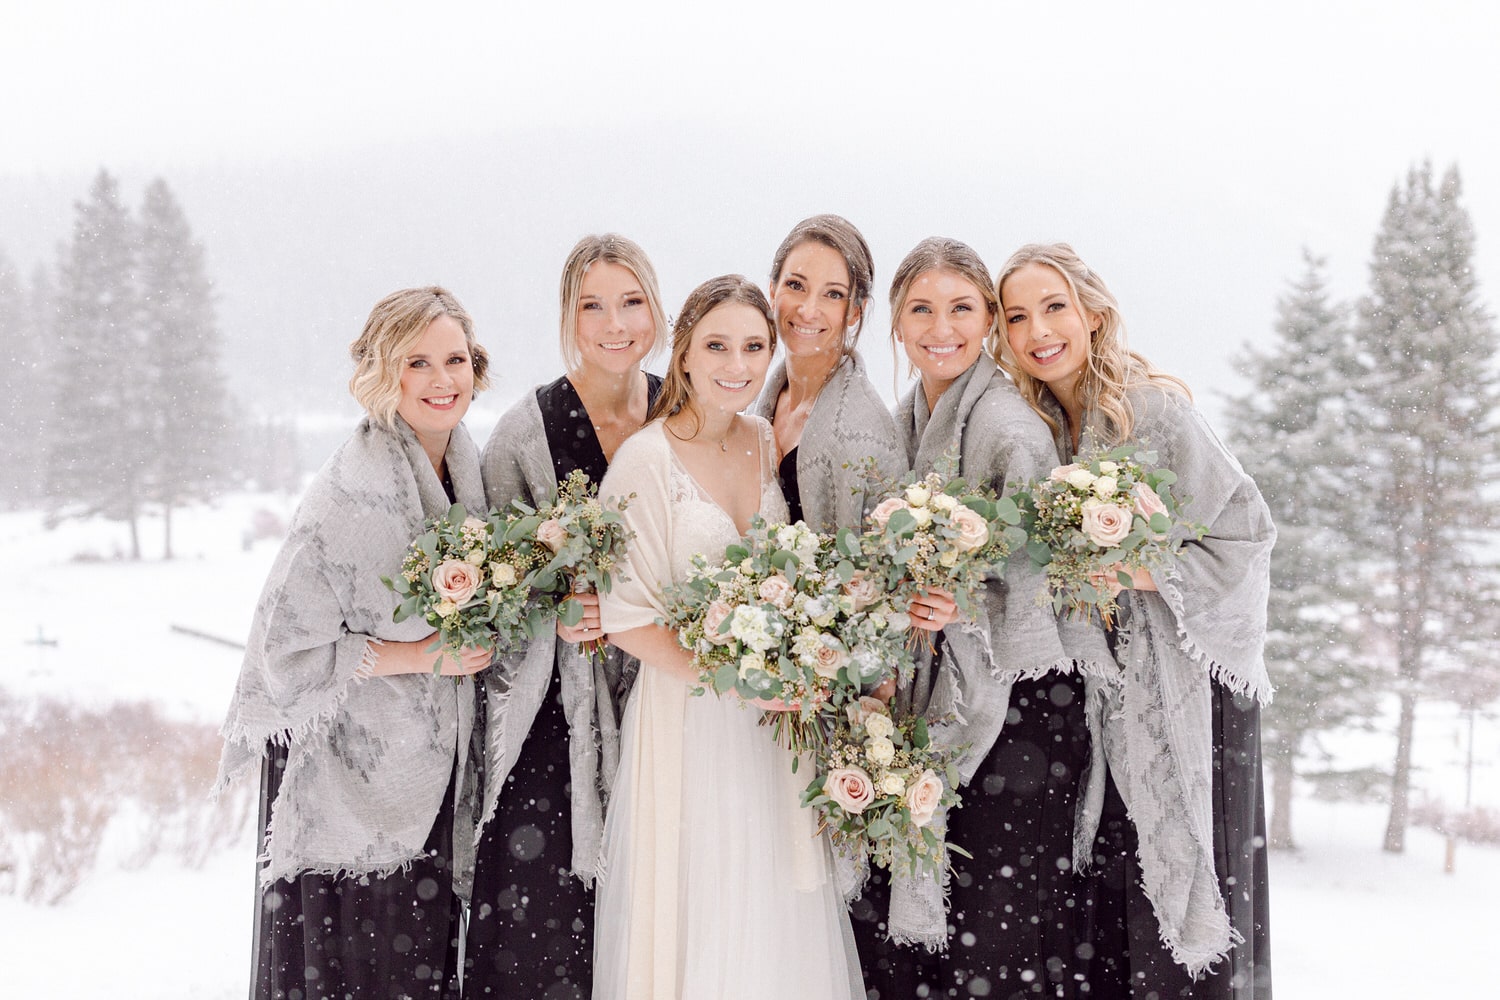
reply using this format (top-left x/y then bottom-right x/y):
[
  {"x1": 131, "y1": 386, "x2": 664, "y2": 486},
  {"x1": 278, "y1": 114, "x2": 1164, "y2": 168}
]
[
  {"x1": 465, "y1": 234, "x2": 667, "y2": 999},
  {"x1": 221, "y1": 287, "x2": 494, "y2": 1000}
]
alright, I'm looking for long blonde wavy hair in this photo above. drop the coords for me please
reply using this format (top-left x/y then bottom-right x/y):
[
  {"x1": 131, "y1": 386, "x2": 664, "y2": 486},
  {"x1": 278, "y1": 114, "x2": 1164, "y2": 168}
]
[{"x1": 994, "y1": 243, "x2": 1188, "y2": 444}]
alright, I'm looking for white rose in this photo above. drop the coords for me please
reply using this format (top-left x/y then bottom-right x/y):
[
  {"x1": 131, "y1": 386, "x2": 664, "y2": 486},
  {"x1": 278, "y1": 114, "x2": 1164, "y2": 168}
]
[
  {"x1": 864, "y1": 736, "x2": 896, "y2": 766},
  {"x1": 1049, "y1": 462, "x2": 1082, "y2": 483},
  {"x1": 1065, "y1": 468, "x2": 1097, "y2": 491},
  {"x1": 490, "y1": 562, "x2": 517, "y2": 587},
  {"x1": 825, "y1": 767, "x2": 876, "y2": 815},
  {"x1": 905, "y1": 769, "x2": 945, "y2": 828},
  {"x1": 1092, "y1": 475, "x2": 1119, "y2": 499},
  {"x1": 910, "y1": 506, "x2": 934, "y2": 528},
  {"x1": 435, "y1": 599, "x2": 458, "y2": 617},
  {"x1": 1098, "y1": 460, "x2": 1119, "y2": 475},
  {"x1": 905, "y1": 484, "x2": 931, "y2": 507},
  {"x1": 737, "y1": 650, "x2": 766, "y2": 678},
  {"x1": 465, "y1": 546, "x2": 487, "y2": 566},
  {"x1": 864, "y1": 712, "x2": 895, "y2": 739},
  {"x1": 879, "y1": 772, "x2": 906, "y2": 796},
  {"x1": 930, "y1": 493, "x2": 959, "y2": 512}
]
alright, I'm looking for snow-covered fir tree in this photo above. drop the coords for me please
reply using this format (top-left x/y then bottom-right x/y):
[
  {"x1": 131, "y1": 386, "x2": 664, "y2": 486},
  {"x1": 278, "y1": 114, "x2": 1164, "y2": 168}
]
[
  {"x1": 1348, "y1": 163, "x2": 1500, "y2": 853},
  {"x1": 0, "y1": 249, "x2": 48, "y2": 508},
  {"x1": 1225, "y1": 250, "x2": 1381, "y2": 849},
  {"x1": 46, "y1": 170, "x2": 153, "y2": 557},
  {"x1": 137, "y1": 178, "x2": 230, "y2": 558}
]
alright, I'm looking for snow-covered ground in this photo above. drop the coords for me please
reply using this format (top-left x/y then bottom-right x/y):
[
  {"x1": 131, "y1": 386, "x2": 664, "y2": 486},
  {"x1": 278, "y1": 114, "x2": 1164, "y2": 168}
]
[{"x1": 1, "y1": 497, "x2": 1495, "y2": 998}]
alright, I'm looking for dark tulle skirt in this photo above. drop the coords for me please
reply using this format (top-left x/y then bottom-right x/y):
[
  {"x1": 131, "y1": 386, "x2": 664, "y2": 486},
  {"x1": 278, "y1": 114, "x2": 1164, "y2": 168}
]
[
  {"x1": 853, "y1": 671, "x2": 1091, "y2": 999},
  {"x1": 1075, "y1": 684, "x2": 1272, "y2": 999},
  {"x1": 463, "y1": 663, "x2": 593, "y2": 999},
  {"x1": 250, "y1": 745, "x2": 463, "y2": 1000}
]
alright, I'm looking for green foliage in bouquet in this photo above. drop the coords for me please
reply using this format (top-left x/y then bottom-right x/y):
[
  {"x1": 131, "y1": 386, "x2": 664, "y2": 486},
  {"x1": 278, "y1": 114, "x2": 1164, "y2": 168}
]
[
  {"x1": 662, "y1": 516, "x2": 915, "y2": 754},
  {"x1": 381, "y1": 503, "x2": 552, "y2": 675},
  {"x1": 1011, "y1": 444, "x2": 1204, "y2": 625},
  {"x1": 507, "y1": 469, "x2": 634, "y2": 632},
  {"x1": 860, "y1": 451, "x2": 1027, "y2": 620},
  {"x1": 800, "y1": 694, "x2": 966, "y2": 875}
]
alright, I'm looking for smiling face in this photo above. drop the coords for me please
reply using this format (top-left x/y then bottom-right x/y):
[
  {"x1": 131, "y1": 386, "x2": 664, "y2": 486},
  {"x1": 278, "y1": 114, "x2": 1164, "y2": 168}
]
[
  {"x1": 575, "y1": 260, "x2": 657, "y2": 376},
  {"x1": 395, "y1": 314, "x2": 474, "y2": 454},
  {"x1": 681, "y1": 302, "x2": 775, "y2": 415},
  {"x1": 895, "y1": 268, "x2": 993, "y2": 400},
  {"x1": 769, "y1": 240, "x2": 859, "y2": 362},
  {"x1": 1000, "y1": 262, "x2": 1100, "y2": 397}
]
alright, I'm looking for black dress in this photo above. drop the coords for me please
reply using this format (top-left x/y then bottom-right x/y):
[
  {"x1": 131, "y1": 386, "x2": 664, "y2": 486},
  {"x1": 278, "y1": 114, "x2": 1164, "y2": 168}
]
[
  {"x1": 250, "y1": 474, "x2": 465, "y2": 1000},
  {"x1": 851, "y1": 661, "x2": 1091, "y2": 1000},
  {"x1": 464, "y1": 374, "x2": 660, "y2": 1000},
  {"x1": 1076, "y1": 627, "x2": 1272, "y2": 999}
]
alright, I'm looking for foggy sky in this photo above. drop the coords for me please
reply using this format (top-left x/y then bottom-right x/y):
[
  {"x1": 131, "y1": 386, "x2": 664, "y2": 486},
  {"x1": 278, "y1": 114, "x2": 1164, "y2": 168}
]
[{"x1": 3, "y1": 0, "x2": 1497, "y2": 432}]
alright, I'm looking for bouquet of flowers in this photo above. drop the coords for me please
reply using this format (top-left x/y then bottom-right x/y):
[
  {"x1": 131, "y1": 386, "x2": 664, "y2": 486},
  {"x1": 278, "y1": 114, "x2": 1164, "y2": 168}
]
[
  {"x1": 663, "y1": 517, "x2": 914, "y2": 754},
  {"x1": 801, "y1": 695, "x2": 964, "y2": 875},
  {"x1": 382, "y1": 503, "x2": 551, "y2": 676},
  {"x1": 1012, "y1": 444, "x2": 1202, "y2": 625},
  {"x1": 860, "y1": 456, "x2": 1027, "y2": 624},
  {"x1": 510, "y1": 469, "x2": 634, "y2": 658}
]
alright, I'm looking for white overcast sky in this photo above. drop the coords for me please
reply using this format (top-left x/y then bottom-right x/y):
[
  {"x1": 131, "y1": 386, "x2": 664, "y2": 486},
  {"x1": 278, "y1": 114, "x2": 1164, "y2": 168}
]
[{"x1": 3, "y1": 0, "x2": 1499, "y2": 421}]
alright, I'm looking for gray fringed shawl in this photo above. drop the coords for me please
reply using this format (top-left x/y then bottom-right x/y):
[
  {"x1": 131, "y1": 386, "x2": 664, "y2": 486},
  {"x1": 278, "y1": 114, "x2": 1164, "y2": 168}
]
[
  {"x1": 1058, "y1": 385, "x2": 1275, "y2": 979},
  {"x1": 749, "y1": 352, "x2": 907, "y2": 533},
  {"x1": 884, "y1": 355, "x2": 1113, "y2": 948},
  {"x1": 477, "y1": 389, "x2": 635, "y2": 886},
  {"x1": 215, "y1": 416, "x2": 483, "y2": 893}
]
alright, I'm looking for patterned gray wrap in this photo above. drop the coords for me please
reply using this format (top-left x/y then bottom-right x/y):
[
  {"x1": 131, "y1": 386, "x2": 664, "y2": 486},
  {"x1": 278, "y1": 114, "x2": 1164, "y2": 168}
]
[
  {"x1": 215, "y1": 416, "x2": 483, "y2": 894},
  {"x1": 477, "y1": 389, "x2": 635, "y2": 886},
  {"x1": 1055, "y1": 385, "x2": 1275, "y2": 978},
  {"x1": 749, "y1": 352, "x2": 907, "y2": 534}
]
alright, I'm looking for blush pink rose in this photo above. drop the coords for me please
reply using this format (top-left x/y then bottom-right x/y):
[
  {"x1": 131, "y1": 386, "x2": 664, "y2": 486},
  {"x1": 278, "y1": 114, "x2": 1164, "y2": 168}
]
[
  {"x1": 536, "y1": 518, "x2": 567, "y2": 552},
  {"x1": 949, "y1": 506, "x2": 990, "y2": 553},
  {"x1": 431, "y1": 559, "x2": 482, "y2": 605},
  {"x1": 905, "y1": 769, "x2": 945, "y2": 828},
  {"x1": 1081, "y1": 500, "x2": 1132, "y2": 548},
  {"x1": 869, "y1": 496, "x2": 908, "y2": 530},
  {"x1": 1131, "y1": 482, "x2": 1169, "y2": 537},
  {"x1": 825, "y1": 767, "x2": 876, "y2": 815},
  {"x1": 843, "y1": 571, "x2": 883, "y2": 611},
  {"x1": 758, "y1": 574, "x2": 795, "y2": 608},
  {"x1": 702, "y1": 600, "x2": 735, "y2": 645},
  {"x1": 846, "y1": 696, "x2": 887, "y2": 727},
  {"x1": 812, "y1": 639, "x2": 848, "y2": 679}
]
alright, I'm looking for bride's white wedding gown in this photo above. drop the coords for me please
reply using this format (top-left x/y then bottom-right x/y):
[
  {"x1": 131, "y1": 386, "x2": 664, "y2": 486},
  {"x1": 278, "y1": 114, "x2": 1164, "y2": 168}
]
[{"x1": 594, "y1": 420, "x2": 863, "y2": 1000}]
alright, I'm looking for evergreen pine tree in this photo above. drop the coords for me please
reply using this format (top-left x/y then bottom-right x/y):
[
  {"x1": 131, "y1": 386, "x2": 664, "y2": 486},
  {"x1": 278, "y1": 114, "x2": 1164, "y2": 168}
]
[
  {"x1": 1349, "y1": 163, "x2": 1500, "y2": 853},
  {"x1": 46, "y1": 170, "x2": 152, "y2": 557},
  {"x1": 137, "y1": 178, "x2": 231, "y2": 558},
  {"x1": 0, "y1": 248, "x2": 47, "y2": 508},
  {"x1": 1224, "y1": 250, "x2": 1380, "y2": 849}
]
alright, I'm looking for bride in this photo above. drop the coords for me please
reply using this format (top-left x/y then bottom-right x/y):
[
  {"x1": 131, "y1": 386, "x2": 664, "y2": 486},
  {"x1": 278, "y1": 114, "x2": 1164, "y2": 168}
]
[{"x1": 594, "y1": 274, "x2": 864, "y2": 999}]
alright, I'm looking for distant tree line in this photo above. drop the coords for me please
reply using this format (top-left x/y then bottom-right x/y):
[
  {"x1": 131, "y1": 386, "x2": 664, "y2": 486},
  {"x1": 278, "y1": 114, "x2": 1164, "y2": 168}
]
[
  {"x1": 0, "y1": 169, "x2": 303, "y2": 556},
  {"x1": 1226, "y1": 162, "x2": 1500, "y2": 856}
]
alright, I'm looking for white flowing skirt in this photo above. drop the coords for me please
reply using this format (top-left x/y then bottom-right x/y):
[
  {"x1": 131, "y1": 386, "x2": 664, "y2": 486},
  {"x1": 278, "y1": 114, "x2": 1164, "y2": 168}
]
[{"x1": 593, "y1": 667, "x2": 863, "y2": 1000}]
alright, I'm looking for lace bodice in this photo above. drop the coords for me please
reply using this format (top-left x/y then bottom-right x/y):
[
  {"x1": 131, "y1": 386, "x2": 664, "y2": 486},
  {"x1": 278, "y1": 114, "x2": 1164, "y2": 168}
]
[
  {"x1": 598, "y1": 418, "x2": 789, "y2": 634},
  {"x1": 665, "y1": 428, "x2": 789, "y2": 582}
]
